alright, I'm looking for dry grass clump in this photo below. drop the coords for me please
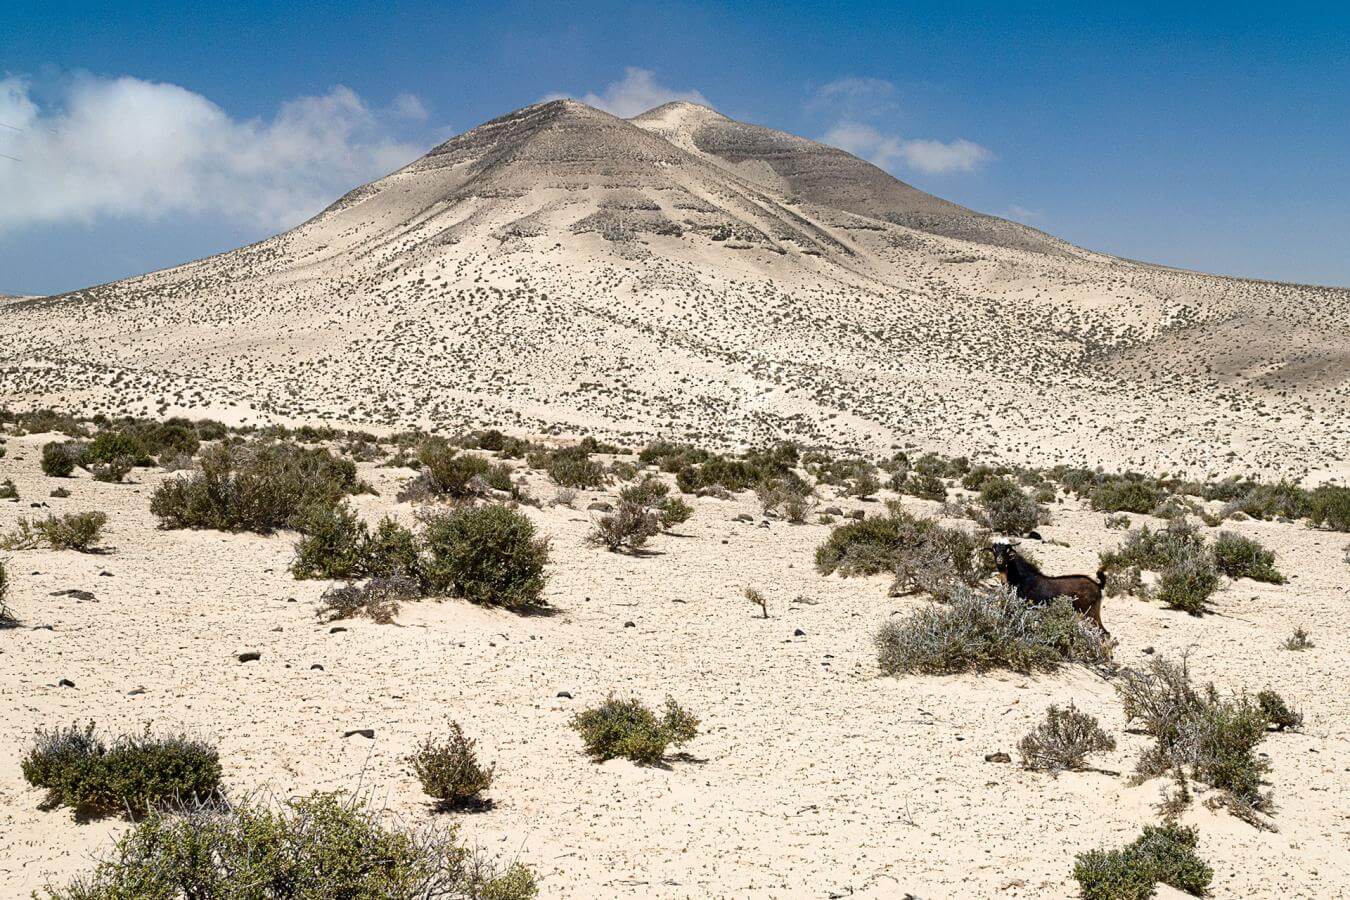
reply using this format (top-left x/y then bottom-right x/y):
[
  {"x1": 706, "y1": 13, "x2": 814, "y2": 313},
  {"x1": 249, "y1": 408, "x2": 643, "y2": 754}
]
[
  {"x1": 1282, "y1": 626, "x2": 1313, "y2": 651},
  {"x1": 1072, "y1": 823, "x2": 1212, "y2": 900},
  {"x1": 410, "y1": 721, "x2": 495, "y2": 810},
  {"x1": 587, "y1": 476, "x2": 689, "y2": 552},
  {"x1": 40, "y1": 791, "x2": 536, "y2": 899},
  {"x1": 21, "y1": 722, "x2": 221, "y2": 817},
  {"x1": 1, "y1": 511, "x2": 107, "y2": 552},
  {"x1": 318, "y1": 576, "x2": 420, "y2": 624},
  {"x1": 755, "y1": 472, "x2": 815, "y2": 523},
  {"x1": 570, "y1": 696, "x2": 699, "y2": 764},
  {"x1": 1018, "y1": 703, "x2": 1116, "y2": 774},
  {"x1": 150, "y1": 442, "x2": 363, "y2": 533},
  {"x1": 1116, "y1": 655, "x2": 1283, "y2": 827},
  {"x1": 0, "y1": 559, "x2": 17, "y2": 628},
  {"x1": 875, "y1": 587, "x2": 1111, "y2": 676}
]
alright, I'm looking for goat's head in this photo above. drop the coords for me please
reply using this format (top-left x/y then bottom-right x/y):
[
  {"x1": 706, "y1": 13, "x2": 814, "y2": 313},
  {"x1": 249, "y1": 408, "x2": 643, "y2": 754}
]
[{"x1": 982, "y1": 540, "x2": 1021, "y2": 575}]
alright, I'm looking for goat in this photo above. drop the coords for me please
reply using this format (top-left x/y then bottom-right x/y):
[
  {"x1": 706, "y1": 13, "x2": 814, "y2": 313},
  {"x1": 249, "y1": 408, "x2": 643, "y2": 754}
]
[{"x1": 984, "y1": 541, "x2": 1108, "y2": 636}]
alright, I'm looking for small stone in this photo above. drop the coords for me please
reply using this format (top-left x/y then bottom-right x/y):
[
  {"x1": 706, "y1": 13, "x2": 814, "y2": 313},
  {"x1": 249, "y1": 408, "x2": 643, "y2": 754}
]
[
  {"x1": 98, "y1": 571, "x2": 113, "y2": 577},
  {"x1": 50, "y1": 589, "x2": 95, "y2": 601},
  {"x1": 623, "y1": 621, "x2": 635, "y2": 628},
  {"x1": 330, "y1": 626, "x2": 347, "y2": 634},
  {"x1": 1142, "y1": 646, "x2": 1155, "y2": 655},
  {"x1": 58, "y1": 678, "x2": 75, "y2": 688},
  {"x1": 845, "y1": 510, "x2": 865, "y2": 520},
  {"x1": 127, "y1": 687, "x2": 146, "y2": 696},
  {"x1": 310, "y1": 664, "x2": 324, "y2": 671},
  {"x1": 793, "y1": 628, "x2": 806, "y2": 637},
  {"x1": 822, "y1": 506, "x2": 843, "y2": 515},
  {"x1": 985, "y1": 752, "x2": 1012, "y2": 763},
  {"x1": 556, "y1": 691, "x2": 573, "y2": 699},
  {"x1": 343, "y1": 728, "x2": 375, "y2": 739},
  {"x1": 735, "y1": 513, "x2": 754, "y2": 522},
  {"x1": 237, "y1": 651, "x2": 261, "y2": 663},
  {"x1": 587, "y1": 501, "x2": 613, "y2": 512}
]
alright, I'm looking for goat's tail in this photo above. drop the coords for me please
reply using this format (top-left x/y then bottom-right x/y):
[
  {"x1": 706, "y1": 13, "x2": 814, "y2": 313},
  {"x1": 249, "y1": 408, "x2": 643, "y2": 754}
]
[{"x1": 1096, "y1": 569, "x2": 1107, "y2": 590}]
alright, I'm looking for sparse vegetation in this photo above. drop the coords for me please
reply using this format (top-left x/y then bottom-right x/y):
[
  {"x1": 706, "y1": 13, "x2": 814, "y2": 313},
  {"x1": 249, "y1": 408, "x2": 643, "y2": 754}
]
[
  {"x1": 1099, "y1": 519, "x2": 1220, "y2": 613},
  {"x1": 41, "y1": 441, "x2": 79, "y2": 477},
  {"x1": 1073, "y1": 823, "x2": 1212, "y2": 900},
  {"x1": 318, "y1": 576, "x2": 418, "y2": 624},
  {"x1": 1283, "y1": 627, "x2": 1313, "y2": 651},
  {"x1": 1256, "y1": 690, "x2": 1302, "y2": 731},
  {"x1": 21, "y1": 722, "x2": 221, "y2": 816},
  {"x1": 1212, "y1": 531, "x2": 1285, "y2": 583},
  {"x1": 571, "y1": 695, "x2": 699, "y2": 764},
  {"x1": 975, "y1": 476, "x2": 1044, "y2": 536},
  {"x1": 875, "y1": 587, "x2": 1111, "y2": 675},
  {"x1": 40, "y1": 791, "x2": 536, "y2": 899}
]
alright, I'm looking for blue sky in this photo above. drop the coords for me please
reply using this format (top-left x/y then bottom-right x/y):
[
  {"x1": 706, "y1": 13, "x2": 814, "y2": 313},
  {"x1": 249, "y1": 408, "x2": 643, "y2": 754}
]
[{"x1": 2, "y1": 1, "x2": 1348, "y2": 293}]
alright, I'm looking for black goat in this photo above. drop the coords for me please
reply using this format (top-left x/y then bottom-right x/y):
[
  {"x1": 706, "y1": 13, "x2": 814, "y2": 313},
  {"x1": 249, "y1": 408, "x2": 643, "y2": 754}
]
[{"x1": 985, "y1": 542, "x2": 1108, "y2": 636}]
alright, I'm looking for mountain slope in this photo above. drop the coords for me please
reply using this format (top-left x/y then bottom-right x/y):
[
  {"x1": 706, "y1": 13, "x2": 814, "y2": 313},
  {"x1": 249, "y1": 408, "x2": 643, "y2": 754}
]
[{"x1": 1, "y1": 99, "x2": 1346, "y2": 478}]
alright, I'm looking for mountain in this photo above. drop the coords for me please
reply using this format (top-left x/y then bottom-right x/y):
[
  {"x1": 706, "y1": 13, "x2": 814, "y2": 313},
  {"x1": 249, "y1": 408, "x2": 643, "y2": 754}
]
[{"x1": 2, "y1": 99, "x2": 1347, "y2": 477}]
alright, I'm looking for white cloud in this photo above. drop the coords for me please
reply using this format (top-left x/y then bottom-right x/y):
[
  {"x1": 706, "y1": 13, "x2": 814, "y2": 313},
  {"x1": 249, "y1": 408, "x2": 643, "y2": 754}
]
[
  {"x1": 807, "y1": 77, "x2": 898, "y2": 118},
  {"x1": 1004, "y1": 204, "x2": 1043, "y2": 223},
  {"x1": 554, "y1": 67, "x2": 710, "y2": 118},
  {"x1": 390, "y1": 92, "x2": 429, "y2": 122},
  {"x1": 0, "y1": 74, "x2": 431, "y2": 232},
  {"x1": 823, "y1": 121, "x2": 993, "y2": 175}
]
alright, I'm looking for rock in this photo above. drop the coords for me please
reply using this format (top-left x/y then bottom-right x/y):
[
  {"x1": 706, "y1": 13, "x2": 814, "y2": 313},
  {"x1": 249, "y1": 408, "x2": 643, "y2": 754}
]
[
  {"x1": 587, "y1": 501, "x2": 613, "y2": 512},
  {"x1": 793, "y1": 628, "x2": 806, "y2": 637},
  {"x1": 50, "y1": 589, "x2": 95, "y2": 601},
  {"x1": 557, "y1": 691, "x2": 573, "y2": 699},
  {"x1": 329, "y1": 626, "x2": 348, "y2": 634},
  {"x1": 985, "y1": 752, "x2": 1012, "y2": 763},
  {"x1": 343, "y1": 728, "x2": 375, "y2": 739},
  {"x1": 489, "y1": 488, "x2": 513, "y2": 501},
  {"x1": 58, "y1": 678, "x2": 75, "y2": 688},
  {"x1": 237, "y1": 651, "x2": 261, "y2": 663},
  {"x1": 98, "y1": 571, "x2": 113, "y2": 577},
  {"x1": 623, "y1": 621, "x2": 635, "y2": 628},
  {"x1": 845, "y1": 510, "x2": 865, "y2": 520},
  {"x1": 735, "y1": 513, "x2": 754, "y2": 522},
  {"x1": 1027, "y1": 530, "x2": 1043, "y2": 540},
  {"x1": 127, "y1": 687, "x2": 146, "y2": 696},
  {"x1": 310, "y1": 664, "x2": 324, "y2": 671},
  {"x1": 1142, "y1": 646, "x2": 1155, "y2": 655},
  {"x1": 822, "y1": 506, "x2": 843, "y2": 515}
]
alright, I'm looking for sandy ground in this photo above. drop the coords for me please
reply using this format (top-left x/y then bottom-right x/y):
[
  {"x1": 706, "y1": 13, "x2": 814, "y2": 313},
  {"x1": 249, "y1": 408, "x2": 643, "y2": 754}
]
[{"x1": 2, "y1": 431, "x2": 1348, "y2": 898}]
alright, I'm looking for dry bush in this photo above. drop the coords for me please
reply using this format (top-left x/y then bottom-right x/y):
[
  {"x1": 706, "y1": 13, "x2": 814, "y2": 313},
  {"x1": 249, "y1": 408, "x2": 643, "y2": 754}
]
[
  {"x1": 410, "y1": 721, "x2": 494, "y2": 809},
  {"x1": 876, "y1": 587, "x2": 1111, "y2": 676},
  {"x1": 587, "y1": 500, "x2": 660, "y2": 552},
  {"x1": 1, "y1": 511, "x2": 107, "y2": 552},
  {"x1": 318, "y1": 576, "x2": 419, "y2": 624},
  {"x1": 1018, "y1": 703, "x2": 1115, "y2": 774},
  {"x1": 1282, "y1": 627, "x2": 1313, "y2": 651},
  {"x1": 756, "y1": 473, "x2": 815, "y2": 523}
]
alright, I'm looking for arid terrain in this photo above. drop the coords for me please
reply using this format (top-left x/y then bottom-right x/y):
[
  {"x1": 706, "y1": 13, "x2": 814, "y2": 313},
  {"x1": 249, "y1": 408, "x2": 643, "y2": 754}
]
[
  {"x1": 1, "y1": 100, "x2": 1347, "y2": 480},
  {"x1": 2, "y1": 98, "x2": 1349, "y2": 900},
  {"x1": 1, "y1": 427, "x2": 1348, "y2": 898}
]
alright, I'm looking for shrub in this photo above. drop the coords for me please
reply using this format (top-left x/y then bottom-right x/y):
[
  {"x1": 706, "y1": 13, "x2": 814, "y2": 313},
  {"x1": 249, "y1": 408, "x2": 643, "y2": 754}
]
[
  {"x1": 1099, "y1": 519, "x2": 1219, "y2": 611},
  {"x1": 976, "y1": 476, "x2": 1044, "y2": 536},
  {"x1": 402, "y1": 438, "x2": 515, "y2": 501},
  {"x1": 318, "y1": 576, "x2": 418, "y2": 624},
  {"x1": 1089, "y1": 477, "x2": 1164, "y2": 514},
  {"x1": 1257, "y1": 690, "x2": 1302, "y2": 731},
  {"x1": 756, "y1": 472, "x2": 815, "y2": 523},
  {"x1": 292, "y1": 502, "x2": 368, "y2": 579},
  {"x1": 587, "y1": 500, "x2": 660, "y2": 552},
  {"x1": 151, "y1": 442, "x2": 362, "y2": 533},
  {"x1": 362, "y1": 517, "x2": 423, "y2": 580},
  {"x1": 1212, "y1": 531, "x2": 1285, "y2": 583},
  {"x1": 816, "y1": 504, "x2": 987, "y2": 601},
  {"x1": 1104, "y1": 513, "x2": 1131, "y2": 530},
  {"x1": 900, "y1": 471, "x2": 946, "y2": 501},
  {"x1": 1073, "y1": 823, "x2": 1212, "y2": 900},
  {"x1": 875, "y1": 588, "x2": 1111, "y2": 676},
  {"x1": 570, "y1": 696, "x2": 699, "y2": 764},
  {"x1": 1, "y1": 511, "x2": 108, "y2": 552},
  {"x1": 40, "y1": 791, "x2": 536, "y2": 899},
  {"x1": 659, "y1": 495, "x2": 693, "y2": 528},
  {"x1": 88, "y1": 457, "x2": 133, "y2": 484},
  {"x1": 543, "y1": 446, "x2": 607, "y2": 489},
  {"x1": 41, "y1": 441, "x2": 79, "y2": 477},
  {"x1": 0, "y1": 559, "x2": 14, "y2": 628},
  {"x1": 21, "y1": 722, "x2": 221, "y2": 816},
  {"x1": 0, "y1": 478, "x2": 17, "y2": 499},
  {"x1": 1018, "y1": 703, "x2": 1115, "y2": 774},
  {"x1": 410, "y1": 721, "x2": 494, "y2": 809},
  {"x1": 1226, "y1": 480, "x2": 1310, "y2": 521},
  {"x1": 421, "y1": 505, "x2": 549, "y2": 609},
  {"x1": 84, "y1": 430, "x2": 152, "y2": 468},
  {"x1": 1116, "y1": 655, "x2": 1275, "y2": 826},
  {"x1": 1308, "y1": 484, "x2": 1350, "y2": 531},
  {"x1": 1283, "y1": 627, "x2": 1313, "y2": 651},
  {"x1": 1154, "y1": 552, "x2": 1221, "y2": 615}
]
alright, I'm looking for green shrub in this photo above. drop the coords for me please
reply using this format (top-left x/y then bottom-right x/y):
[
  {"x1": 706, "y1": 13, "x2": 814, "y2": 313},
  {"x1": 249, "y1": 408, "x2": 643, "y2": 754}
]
[
  {"x1": 1116, "y1": 655, "x2": 1275, "y2": 825},
  {"x1": 570, "y1": 696, "x2": 699, "y2": 764},
  {"x1": 410, "y1": 721, "x2": 494, "y2": 809},
  {"x1": 1, "y1": 511, "x2": 108, "y2": 552},
  {"x1": 755, "y1": 472, "x2": 815, "y2": 523},
  {"x1": 976, "y1": 476, "x2": 1044, "y2": 536},
  {"x1": 401, "y1": 438, "x2": 515, "y2": 501},
  {"x1": 1212, "y1": 531, "x2": 1285, "y2": 583},
  {"x1": 659, "y1": 496, "x2": 693, "y2": 528},
  {"x1": 1018, "y1": 703, "x2": 1115, "y2": 774},
  {"x1": 41, "y1": 791, "x2": 536, "y2": 899},
  {"x1": 1308, "y1": 484, "x2": 1350, "y2": 531},
  {"x1": 1090, "y1": 477, "x2": 1164, "y2": 514},
  {"x1": 84, "y1": 431, "x2": 152, "y2": 468},
  {"x1": 816, "y1": 504, "x2": 987, "y2": 600},
  {"x1": 362, "y1": 517, "x2": 423, "y2": 580},
  {"x1": 421, "y1": 505, "x2": 549, "y2": 609},
  {"x1": 151, "y1": 442, "x2": 361, "y2": 533},
  {"x1": 21, "y1": 722, "x2": 221, "y2": 816},
  {"x1": 1099, "y1": 519, "x2": 1219, "y2": 611},
  {"x1": 615, "y1": 475, "x2": 691, "y2": 530},
  {"x1": 41, "y1": 441, "x2": 79, "y2": 477},
  {"x1": 542, "y1": 446, "x2": 607, "y2": 489},
  {"x1": 875, "y1": 588, "x2": 1111, "y2": 676},
  {"x1": 1257, "y1": 690, "x2": 1302, "y2": 731},
  {"x1": 900, "y1": 471, "x2": 946, "y2": 501},
  {"x1": 291, "y1": 502, "x2": 368, "y2": 579},
  {"x1": 0, "y1": 477, "x2": 17, "y2": 499},
  {"x1": 1073, "y1": 823, "x2": 1212, "y2": 900},
  {"x1": 1228, "y1": 480, "x2": 1310, "y2": 521}
]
